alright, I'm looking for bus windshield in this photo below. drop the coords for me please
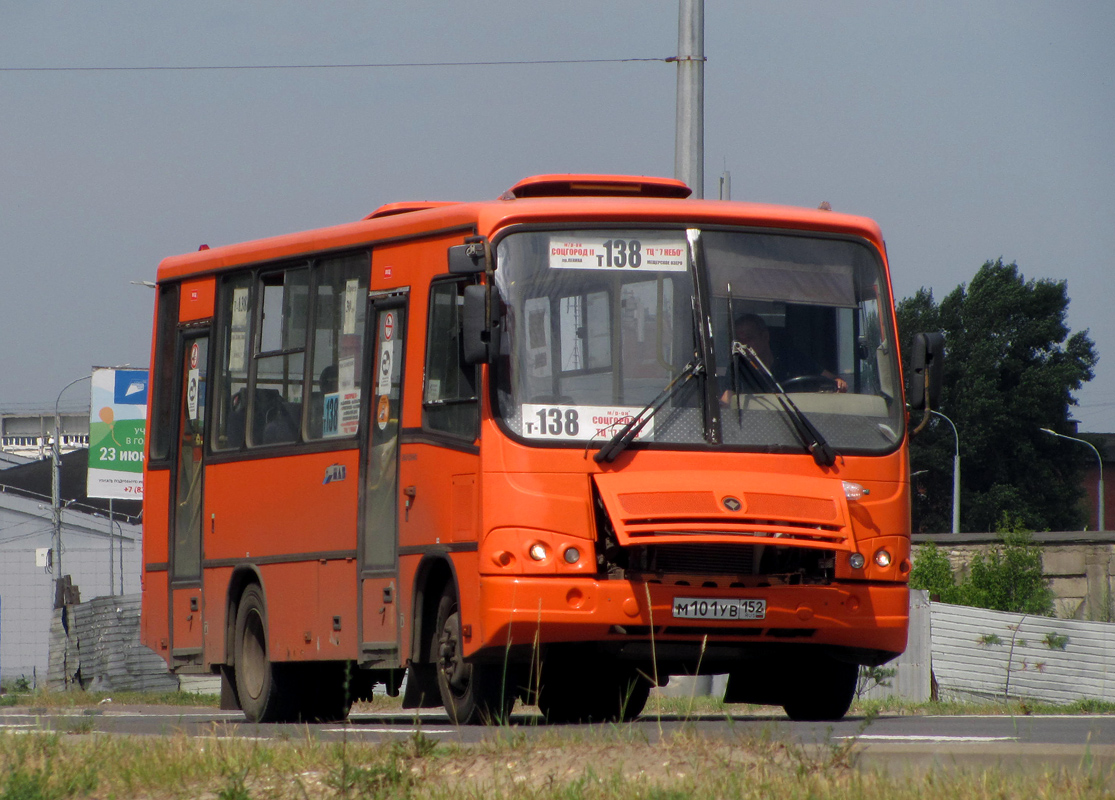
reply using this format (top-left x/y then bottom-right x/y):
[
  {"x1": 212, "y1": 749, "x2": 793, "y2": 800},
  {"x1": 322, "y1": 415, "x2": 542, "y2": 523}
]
[{"x1": 494, "y1": 227, "x2": 903, "y2": 455}]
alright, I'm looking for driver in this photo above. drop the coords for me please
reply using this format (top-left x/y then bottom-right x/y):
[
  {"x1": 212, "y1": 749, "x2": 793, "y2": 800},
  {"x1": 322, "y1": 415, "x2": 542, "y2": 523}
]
[{"x1": 731, "y1": 313, "x2": 847, "y2": 393}]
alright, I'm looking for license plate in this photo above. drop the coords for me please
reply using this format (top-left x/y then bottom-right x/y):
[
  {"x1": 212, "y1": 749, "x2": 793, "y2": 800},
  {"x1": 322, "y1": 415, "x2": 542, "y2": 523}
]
[{"x1": 672, "y1": 597, "x2": 767, "y2": 620}]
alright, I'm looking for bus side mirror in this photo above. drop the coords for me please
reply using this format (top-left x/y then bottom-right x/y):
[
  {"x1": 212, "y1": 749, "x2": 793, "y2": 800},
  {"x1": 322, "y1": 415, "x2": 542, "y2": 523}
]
[
  {"x1": 462, "y1": 284, "x2": 495, "y2": 365},
  {"x1": 907, "y1": 332, "x2": 945, "y2": 411},
  {"x1": 448, "y1": 242, "x2": 486, "y2": 274}
]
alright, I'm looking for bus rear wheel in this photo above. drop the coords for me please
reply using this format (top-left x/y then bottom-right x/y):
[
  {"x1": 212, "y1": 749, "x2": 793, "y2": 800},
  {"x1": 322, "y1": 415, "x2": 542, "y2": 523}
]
[
  {"x1": 781, "y1": 658, "x2": 858, "y2": 721},
  {"x1": 432, "y1": 589, "x2": 514, "y2": 725},
  {"x1": 233, "y1": 584, "x2": 293, "y2": 723}
]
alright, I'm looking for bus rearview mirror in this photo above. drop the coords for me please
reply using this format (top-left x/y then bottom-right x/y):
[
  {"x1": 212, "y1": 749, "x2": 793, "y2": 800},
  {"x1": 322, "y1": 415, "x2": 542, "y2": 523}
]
[
  {"x1": 462, "y1": 284, "x2": 493, "y2": 364},
  {"x1": 907, "y1": 332, "x2": 944, "y2": 410},
  {"x1": 448, "y1": 242, "x2": 487, "y2": 274}
]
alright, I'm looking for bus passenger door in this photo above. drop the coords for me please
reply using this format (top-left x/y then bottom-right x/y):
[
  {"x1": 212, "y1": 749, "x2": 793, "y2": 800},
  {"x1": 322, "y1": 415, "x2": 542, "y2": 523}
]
[
  {"x1": 169, "y1": 333, "x2": 208, "y2": 669},
  {"x1": 359, "y1": 295, "x2": 406, "y2": 664}
]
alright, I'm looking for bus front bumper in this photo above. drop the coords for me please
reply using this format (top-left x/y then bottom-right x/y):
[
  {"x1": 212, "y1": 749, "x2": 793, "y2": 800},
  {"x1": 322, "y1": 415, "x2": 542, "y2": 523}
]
[{"x1": 474, "y1": 575, "x2": 908, "y2": 662}]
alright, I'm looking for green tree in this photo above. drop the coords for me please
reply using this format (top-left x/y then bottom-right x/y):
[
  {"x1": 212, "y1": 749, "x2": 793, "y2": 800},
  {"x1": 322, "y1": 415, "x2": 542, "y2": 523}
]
[{"x1": 897, "y1": 260, "x2": 1097, "y2": 533}]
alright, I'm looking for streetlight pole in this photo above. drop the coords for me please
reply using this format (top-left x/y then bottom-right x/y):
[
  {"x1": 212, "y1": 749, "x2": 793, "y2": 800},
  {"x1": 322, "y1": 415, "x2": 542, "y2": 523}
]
[
  {"x1": 674, "y1": 0, "x2": 704, "y2": 197},
  {"x1": 52, "y1": 374, "x2": 91, "y2": 607},
  {"x1": 1041, "y1": 428, "x2": 1105, "y2": 531},
  {"x1": 930, "y1": 410, "x2": 960, "y2": 534}
]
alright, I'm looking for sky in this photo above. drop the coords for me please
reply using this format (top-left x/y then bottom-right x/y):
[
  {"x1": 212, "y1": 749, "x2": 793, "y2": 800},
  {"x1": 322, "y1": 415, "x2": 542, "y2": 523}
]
[{"x1": 2, "y1": 2, "x2": 1113, "y2": 431}]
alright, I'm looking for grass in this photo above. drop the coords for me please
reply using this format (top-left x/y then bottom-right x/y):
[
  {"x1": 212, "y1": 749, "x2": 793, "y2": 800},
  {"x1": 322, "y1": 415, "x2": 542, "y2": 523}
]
[
  {"x1": 0, "y1": 723, "x2": 1112, "y2": 799},
  {"x1": 4, "y1": 687, "x2": 1115, "y2": 718}
]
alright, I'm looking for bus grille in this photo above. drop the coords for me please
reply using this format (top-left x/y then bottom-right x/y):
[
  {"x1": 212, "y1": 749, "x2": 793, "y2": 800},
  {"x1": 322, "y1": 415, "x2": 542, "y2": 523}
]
[{"x1": 644, "y1": 544, "x2": 756, "y2": 576}]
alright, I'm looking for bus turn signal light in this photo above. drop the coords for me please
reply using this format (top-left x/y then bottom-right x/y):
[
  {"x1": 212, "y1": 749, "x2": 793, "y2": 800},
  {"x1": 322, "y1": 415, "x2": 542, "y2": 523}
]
[{"x1": 842, "y1": 482, "x2": 869, "y2": 501}]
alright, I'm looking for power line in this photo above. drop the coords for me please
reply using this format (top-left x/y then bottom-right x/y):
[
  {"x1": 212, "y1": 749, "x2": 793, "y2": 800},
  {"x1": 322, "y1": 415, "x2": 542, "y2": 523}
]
[{"x1": 0, "y1": 57, "x2": 669, "y2": 73}]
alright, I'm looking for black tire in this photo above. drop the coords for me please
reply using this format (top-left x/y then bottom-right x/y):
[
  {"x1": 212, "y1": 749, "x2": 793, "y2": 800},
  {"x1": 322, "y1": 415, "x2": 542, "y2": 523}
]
[
  {"x1": 781, "y1": 659, "x2": 858, "y2": 721},
  {"x1": 538, "y1": 659, "x2": 650, "y2": 724},
  {"x1": 233, "y1": 584, "x2": 293, "y2": 723},
  {"x1": 432, "y1": 589, "x2": 514, "y2": 725}
]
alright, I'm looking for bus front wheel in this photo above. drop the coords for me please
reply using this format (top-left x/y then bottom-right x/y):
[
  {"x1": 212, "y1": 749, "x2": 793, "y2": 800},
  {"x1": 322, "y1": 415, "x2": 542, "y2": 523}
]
[
  {"x1": 781, "y1": 658, "x2": 858, "y2": 721},
  {"x1": 233, "y1": 584, "x2": 291, "y2": 723},
  {"x1": 537, "y1": 657, "x2": 650, "y2": 724},
  {"x1": 432, "y1": 589, "x2": 514, "y2": 724}
]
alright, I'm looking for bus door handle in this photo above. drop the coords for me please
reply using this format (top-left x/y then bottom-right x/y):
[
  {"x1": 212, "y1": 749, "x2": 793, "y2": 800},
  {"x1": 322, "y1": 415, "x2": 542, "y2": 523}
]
[{"x1": 403, "y1": 486, "x2": 417, "y2": 521}]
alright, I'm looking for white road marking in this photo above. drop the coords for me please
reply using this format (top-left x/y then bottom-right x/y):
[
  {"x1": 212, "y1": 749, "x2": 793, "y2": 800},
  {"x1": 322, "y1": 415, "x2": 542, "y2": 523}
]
[
  {"x1": 319, "y1": 727, "x2": 459, "y2": 735},
  {"x1": 842, "y1": 734, "x2": 1018, "y2": 743}
]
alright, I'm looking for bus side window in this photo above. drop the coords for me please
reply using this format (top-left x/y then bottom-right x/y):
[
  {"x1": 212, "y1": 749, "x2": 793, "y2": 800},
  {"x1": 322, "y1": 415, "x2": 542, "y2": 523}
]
[
  {"x1": 251, "y1": 268, "x2": 309, "y2": 446},
  {"x1": 305, "y1": 253, "x2": 368, "y2": 441},
  {"x1": 423, "y1": 279, "x2": 478, "y2": 440},
  {"x1": 213, "y1": 274, "x2": 253, "y2": 451}
]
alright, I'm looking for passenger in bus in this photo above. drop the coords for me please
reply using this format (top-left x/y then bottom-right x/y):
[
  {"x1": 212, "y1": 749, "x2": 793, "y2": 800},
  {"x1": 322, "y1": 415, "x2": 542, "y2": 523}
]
[
  {"x1": 260, "y1": 389, "x2": 299, "y2": 444},
  {"x1": 728, "y1": 313, "x2": 847, "y2": 394}
]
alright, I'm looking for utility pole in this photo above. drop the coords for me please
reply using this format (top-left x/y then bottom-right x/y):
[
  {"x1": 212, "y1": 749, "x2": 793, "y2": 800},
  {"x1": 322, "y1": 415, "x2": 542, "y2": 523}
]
[
  {"x1": 52, "y1": 375, "x2": 90, "y2": 608},
  {"x1": 674, "y1": 0, "x2": 704, "y2": 197}
]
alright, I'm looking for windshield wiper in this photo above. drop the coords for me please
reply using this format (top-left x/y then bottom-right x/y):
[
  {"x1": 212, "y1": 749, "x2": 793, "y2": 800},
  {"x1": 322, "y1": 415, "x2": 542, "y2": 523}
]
[
  {"x1": 732, "y1": 343, "x2": 836, "y2": 467},
  {"x1": 594, "y1": 358, "x2": 704, "y2": 463}
]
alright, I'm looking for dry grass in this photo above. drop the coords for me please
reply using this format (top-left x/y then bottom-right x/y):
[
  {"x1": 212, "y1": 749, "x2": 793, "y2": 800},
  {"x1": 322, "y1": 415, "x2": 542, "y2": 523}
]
[{"x1": 1, "y1": 721, "x2": 1113, "y2": 799}]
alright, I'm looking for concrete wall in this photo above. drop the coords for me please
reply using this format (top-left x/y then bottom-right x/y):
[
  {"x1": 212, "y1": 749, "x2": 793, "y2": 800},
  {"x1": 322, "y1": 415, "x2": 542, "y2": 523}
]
[{"x1": 913, "y1": 532, "x2": 1115, "y2": 621}]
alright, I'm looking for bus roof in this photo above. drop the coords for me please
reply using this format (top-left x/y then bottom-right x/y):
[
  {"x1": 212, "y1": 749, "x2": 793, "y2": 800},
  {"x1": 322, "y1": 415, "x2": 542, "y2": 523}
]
[{"x1": 155, "y1": 174, "x2": 887, "y2": 282}]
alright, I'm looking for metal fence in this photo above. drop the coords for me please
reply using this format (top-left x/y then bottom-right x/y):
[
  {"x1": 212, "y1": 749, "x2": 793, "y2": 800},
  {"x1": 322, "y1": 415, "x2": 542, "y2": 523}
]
[
  {"x1": 49, "y1": 594, "x2": 178, "y2": 693},
  {"x1": 930, "y1": 602, "x2": 1115, "y2": 704}
]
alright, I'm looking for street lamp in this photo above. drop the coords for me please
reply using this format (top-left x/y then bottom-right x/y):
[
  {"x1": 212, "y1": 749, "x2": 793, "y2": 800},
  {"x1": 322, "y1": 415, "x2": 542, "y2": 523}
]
[
  {"x1": 1041, "y1": 428, "x2": 1105, "y2": 531},
  {"x1": 930, "y1": 410, "x2": 961, "y2": 534}
]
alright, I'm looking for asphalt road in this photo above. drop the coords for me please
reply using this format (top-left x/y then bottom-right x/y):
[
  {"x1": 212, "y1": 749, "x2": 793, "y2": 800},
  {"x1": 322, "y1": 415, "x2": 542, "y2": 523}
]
[{"x1": 3, "y1": 705, "x2": 1114, "y2": 775}]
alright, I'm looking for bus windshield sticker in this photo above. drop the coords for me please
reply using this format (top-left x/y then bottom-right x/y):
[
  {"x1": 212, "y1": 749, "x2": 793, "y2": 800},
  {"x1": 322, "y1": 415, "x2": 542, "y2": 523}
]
[
  {"x1": 520, "y1": 404, "x2": 654, "y2": 442},
  {"x1": 548, "y1": 235, "x2": 688, "y2": 272},
  {"x1": 228, "y1": 331, "x2": 247, "y2": 372},
  {"x1": 322, "y1": 391, "x2": 340, "y2": 436},
  {"x1": 343, "y1": 279, "x2": 359, "y2": 335},
  {"x1": 231, "y1": 287, "x2": 250, "y2": 330},
  {"x1": 375, "y1": 342, "x2": 393, "y2": 396},
  {"x1": 376, "y1": 395, "x2": 390, "y2": 430},
  {"x1": 338, "y1": 356, "x2": 360, "y2": 435}
]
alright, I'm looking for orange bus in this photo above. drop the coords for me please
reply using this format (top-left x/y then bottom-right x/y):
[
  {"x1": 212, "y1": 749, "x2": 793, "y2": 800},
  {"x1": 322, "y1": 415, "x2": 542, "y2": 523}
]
[{"x1": 141, "y1": 174, "x2": 939, "y2": 724}]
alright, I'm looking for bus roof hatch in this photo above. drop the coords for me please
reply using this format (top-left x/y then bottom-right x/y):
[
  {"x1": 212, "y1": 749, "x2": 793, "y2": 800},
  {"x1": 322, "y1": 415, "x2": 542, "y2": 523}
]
[{"x1": 501, "y1": 174, "x2": 692, "y2": 200}]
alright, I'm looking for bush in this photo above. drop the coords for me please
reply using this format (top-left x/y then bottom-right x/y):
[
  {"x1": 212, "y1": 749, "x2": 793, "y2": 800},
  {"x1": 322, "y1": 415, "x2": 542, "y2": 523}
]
[
  {"x1": 909, "y1": 542, "x2": 960, "y2": 603},
  {"x1": 909, "y1": 522, "x2": 1054, "y2": 615}
]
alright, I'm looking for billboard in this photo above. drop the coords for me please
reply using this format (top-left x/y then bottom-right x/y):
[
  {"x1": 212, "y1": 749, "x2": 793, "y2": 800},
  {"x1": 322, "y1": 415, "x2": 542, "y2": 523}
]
[{"x1": 87, "y1": 368, "x2": 148, "y2": 499}]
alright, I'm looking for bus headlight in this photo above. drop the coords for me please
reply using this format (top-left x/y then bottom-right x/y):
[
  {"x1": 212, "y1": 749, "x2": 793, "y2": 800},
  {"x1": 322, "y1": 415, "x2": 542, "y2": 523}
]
[
  {"x1": 563, "y1": 546, "x2": 581, "y2": 564},
  {"x1": 529, "y1": 544, "x2": 548, "y2": 562},
  {"x1": 874, "y1": 549, "x2": 892, "y2": 568},
  {"x1": 849, "y1": 552, "x2": 866, "y2": 570}
]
